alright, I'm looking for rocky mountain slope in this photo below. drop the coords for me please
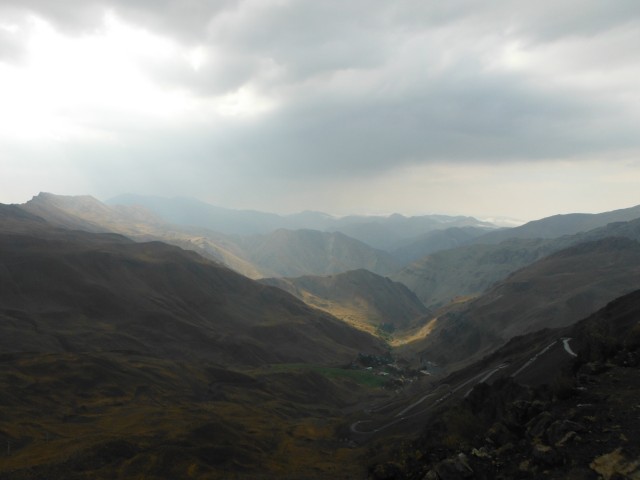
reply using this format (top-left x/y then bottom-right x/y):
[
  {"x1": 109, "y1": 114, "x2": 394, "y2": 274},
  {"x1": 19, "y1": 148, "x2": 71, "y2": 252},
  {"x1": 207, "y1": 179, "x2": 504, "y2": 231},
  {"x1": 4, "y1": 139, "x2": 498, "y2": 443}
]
[
  {"x1": 390, "y1": 226, "x2": 491, "y2": 265},
  {"x1": 399, "y1": 237, "x2": 640, "y2": 372},
  {"x1": 23, "y1": 193, "x2": 401, "y2": 279},
  {"x1": 0, "y1": 202, "x2": 396, "y2": 479},
  {"x1": 22, "y1": 192, "x2": 265, "y2": 278},
  {"x1": 393, "y1": 237, "x2": 559, "y2": 309},
  {"x1": 394, "y1": 216, "x2": 640, "y2": 309},
  {"x1": 239, "y1": 229, "x2": 399, "y2": 278},
  {"x1": 260, "y1": 269, "x2": 429, "y2": 335},
  {"x1": 369, "y1": 288, "x2": 640, "y2": 479},
  {"x1": 0, "y1": 204, "x2": 385, "y2": 365}
]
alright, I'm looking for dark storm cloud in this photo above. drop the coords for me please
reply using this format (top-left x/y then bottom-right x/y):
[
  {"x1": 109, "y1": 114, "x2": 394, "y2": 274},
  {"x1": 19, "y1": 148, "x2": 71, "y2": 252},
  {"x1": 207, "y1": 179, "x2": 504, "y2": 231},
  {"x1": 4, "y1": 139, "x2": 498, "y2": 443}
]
[{"x1": 199, "y1": 74, "x2": 634, "y2": 179}]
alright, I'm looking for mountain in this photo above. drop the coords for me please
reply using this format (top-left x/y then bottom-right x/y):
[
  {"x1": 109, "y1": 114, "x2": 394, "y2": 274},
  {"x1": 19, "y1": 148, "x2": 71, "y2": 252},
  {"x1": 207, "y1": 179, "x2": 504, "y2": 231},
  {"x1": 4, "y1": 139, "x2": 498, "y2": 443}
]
[
  {"x1": 0, "y1": 203, "x2": 50, "y2": 232},
  {"x1": 0, "y1": 202, "x2": 397, "y2": 479},
  {"x1": 399, "y1": 236, "x2": 640, "y2": 371},
  {"x1": 394, "y1": 216, "x2": 640, "y2": 309},
  {"x1": 107, "y1": 193, "x2": 286, "y2": 235},
  {"x1": 390, "y1": 226, "x2": 494, "y2": 265},
  {"x1": 0, "y1": 205, "x2": 385, "y2": 365},
  {"x1": 22, "y1": 192, "x2": 269, "y2": 278},
  {"x1": 25, "y1": 193, "x2": 402, "y2": 279},
  {"x1": 22, "y1": 192, "x2": 163, "y2": 233},
  {"x1": 260, "y1": 269, "x2": 429, "y2": 335},
  {"x1": 107, "y1": 194, "x2": 498, "y2": 250},
  {"x1": 393, "y1": 237, "x2": 559, "y2": 309},
  {"x1": 238, "y1": 228, "x2": 400, "y2": 277},
  {"x1": 369, "y1": 288, "x2": 640, "y2": 479},
  {"x1": 475, "y1": 203, "x2": 640, "y2": 244},
  {"x1": 326, "y1": 213, "x2": 497, "y2": 251}
]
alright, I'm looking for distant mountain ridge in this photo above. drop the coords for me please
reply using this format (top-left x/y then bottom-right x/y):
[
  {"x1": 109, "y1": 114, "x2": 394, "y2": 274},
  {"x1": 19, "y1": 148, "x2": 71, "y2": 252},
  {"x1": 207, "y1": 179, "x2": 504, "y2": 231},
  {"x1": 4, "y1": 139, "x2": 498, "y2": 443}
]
[
  {"x1": 24, "y1": 192, "x2": 165, "y2": 233},
  {"x1": 22, "y1": 193, "x2": 398, "y2": 279},
  {"x1": 106, "y1": 193, "x2": 498, "y2": 248},
  {"x1": 474, "y1": 203, "x2": 640, "y2": 244},
  {"x1": 394, "y1": 208, "x2": 640, "y2": 308}
]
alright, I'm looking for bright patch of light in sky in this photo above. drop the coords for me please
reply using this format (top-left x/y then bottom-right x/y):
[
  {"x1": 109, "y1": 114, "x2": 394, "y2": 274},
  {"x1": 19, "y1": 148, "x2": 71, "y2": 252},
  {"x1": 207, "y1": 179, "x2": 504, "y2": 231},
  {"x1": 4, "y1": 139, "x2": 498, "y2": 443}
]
[
  {"x1": 216, "y1": 86, "x2": 276, "y2": 118},
  {"x1": 0, "y1": 13, "x2": 195, "y2": 144},
  {"x1": 186, "y1": 46, "x2": 206, "y2": 71}
]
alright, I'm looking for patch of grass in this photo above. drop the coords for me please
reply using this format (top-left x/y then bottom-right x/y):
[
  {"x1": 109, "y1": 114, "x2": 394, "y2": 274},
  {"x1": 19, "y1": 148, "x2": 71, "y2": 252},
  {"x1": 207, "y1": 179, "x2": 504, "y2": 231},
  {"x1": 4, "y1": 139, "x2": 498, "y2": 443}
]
[
  {"x1": 268, "y1": 363, "x2": 388, "y2": 388},
  {"x1": 0, "y1": 353, "x2": 370, "y2": 479},
  {"x1": 314, "y1": 366, "x2": 388, "y2": 388}
]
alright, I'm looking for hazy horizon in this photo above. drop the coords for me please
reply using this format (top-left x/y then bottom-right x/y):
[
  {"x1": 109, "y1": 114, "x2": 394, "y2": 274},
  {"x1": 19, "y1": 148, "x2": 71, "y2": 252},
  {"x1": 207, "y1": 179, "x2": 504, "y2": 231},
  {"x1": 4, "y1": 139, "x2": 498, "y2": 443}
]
[
  {"x1": 2, "y1": 1, "x2": 639, "y2": 221},
  {"x1": 12, "y1": 190, "x2": 640, "y2": 228}
]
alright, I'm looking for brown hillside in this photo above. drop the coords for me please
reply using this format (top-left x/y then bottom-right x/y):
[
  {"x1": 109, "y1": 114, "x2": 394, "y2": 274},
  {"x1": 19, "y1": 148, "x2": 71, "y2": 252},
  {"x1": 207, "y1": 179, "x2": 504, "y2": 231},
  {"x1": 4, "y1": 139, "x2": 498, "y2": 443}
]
[
  {"x1": 240, "y1": 228, "x2": 399, "y2": 278},
  {"x1": 261, "y1": 269, "x2": 429, "y2": 335},
  {"x1": 400, "y1": 237, "x2": 640, "y2": 371},
  {"x1": 22, "y1": 192, "x2": 266, "y2": 278},
  {"x1": 0, "y1": 206, "x2": 385, "y2": 366}
]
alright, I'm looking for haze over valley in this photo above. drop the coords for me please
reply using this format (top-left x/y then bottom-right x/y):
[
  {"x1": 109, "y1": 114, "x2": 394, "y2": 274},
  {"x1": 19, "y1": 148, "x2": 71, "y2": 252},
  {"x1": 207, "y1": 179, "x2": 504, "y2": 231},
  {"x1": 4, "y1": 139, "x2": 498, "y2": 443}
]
[{"x1": 2, "y1": 0, "x2": 640, "y2": 478}]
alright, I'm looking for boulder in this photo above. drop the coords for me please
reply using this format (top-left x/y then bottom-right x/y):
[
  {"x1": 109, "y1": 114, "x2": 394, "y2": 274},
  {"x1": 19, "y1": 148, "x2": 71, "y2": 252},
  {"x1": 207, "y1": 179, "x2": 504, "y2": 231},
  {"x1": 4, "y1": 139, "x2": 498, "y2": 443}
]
[
  {"x1": 531, "y1": 443, "x2": 562, "y2": 467},
  {"x1": 525, "y1": 411, "x2": 554, "y2": 439},
  {"x1": 546, "y1": 419, "x2": 585, "y2": 446},
  {"x1": 433, "y1": 453, "x2": 474, "y2": 480}
]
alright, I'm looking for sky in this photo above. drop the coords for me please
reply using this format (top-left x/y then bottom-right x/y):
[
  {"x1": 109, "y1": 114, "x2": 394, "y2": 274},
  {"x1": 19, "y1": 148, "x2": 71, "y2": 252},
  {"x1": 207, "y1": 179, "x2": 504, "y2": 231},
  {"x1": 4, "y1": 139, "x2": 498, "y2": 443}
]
[{"x1": 1, "y1": 0, "x2": 639, "y2": 221}]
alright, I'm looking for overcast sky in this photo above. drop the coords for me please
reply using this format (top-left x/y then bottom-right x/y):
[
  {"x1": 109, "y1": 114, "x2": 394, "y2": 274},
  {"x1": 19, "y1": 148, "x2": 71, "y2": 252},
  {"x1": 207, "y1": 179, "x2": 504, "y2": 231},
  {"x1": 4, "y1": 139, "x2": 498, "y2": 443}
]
[{"x1": 1, "y1": 0, "x2": 639, "y2": 221}]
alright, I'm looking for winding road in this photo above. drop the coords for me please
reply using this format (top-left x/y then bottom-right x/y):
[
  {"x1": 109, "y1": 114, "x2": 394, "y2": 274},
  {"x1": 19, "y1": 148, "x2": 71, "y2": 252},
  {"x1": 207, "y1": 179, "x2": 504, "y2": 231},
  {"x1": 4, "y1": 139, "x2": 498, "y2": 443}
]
[
  {"x1": 350, "y1": 336, "x2": 580, "y2": 437},
  {"x1": 562, "y1": 337, "x2": 578, "y2": 357}
]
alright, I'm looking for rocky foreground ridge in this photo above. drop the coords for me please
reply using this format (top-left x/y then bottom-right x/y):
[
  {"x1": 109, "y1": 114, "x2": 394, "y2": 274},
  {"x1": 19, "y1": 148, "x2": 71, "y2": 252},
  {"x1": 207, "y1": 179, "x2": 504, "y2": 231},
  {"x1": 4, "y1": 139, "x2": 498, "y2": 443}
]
[{"x1": 369, "y1": 289, "x2": 640, "y2": 479}]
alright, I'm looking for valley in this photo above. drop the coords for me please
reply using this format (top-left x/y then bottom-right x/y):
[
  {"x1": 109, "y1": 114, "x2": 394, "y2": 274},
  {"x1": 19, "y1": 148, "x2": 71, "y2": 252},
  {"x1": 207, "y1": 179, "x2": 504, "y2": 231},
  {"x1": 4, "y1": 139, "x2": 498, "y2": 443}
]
[{"x1": 1, "y1": 195, "x2": 640, "y2": 478}]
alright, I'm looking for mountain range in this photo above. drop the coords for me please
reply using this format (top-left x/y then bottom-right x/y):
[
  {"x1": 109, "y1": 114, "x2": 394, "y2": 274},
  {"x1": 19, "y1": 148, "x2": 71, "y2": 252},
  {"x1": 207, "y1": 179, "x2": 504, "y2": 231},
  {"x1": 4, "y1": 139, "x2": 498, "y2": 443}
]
[
  {"x1": 107, "y1": 193, "x2": 498, "y2": 250},
  {"x1": 3, "y1": 192, "x2": 640, "y2": 478},
  {"x1": 475, "y1": 203, "x2": 640, "y2": 244},
  {"x1": 0, "y1": 203, "x2": 384, "y2": 365},
  {"x1": 399, "y1": 236, "x2": 640, "y2": 372},
  {"x1": 0, "y1": 200, "x2": 395, "y2": 478},
  {"x1": 394, "y1": 212, "x2": 640, "y2": 309},
  {"x1": 23, "y1": 193, "x2": 399, "y2": 279}
]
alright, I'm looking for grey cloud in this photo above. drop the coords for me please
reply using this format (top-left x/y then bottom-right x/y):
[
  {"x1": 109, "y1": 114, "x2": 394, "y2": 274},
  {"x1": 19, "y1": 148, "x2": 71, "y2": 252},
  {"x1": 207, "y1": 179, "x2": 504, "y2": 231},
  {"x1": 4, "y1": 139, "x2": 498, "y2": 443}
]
[
  {"x1": 225, "y1": 78, "x2": 621, "y2": 178},
  {"x1": 144, "y1": 0, "x2": 394, "y2": 96},
  {"x1": 0, "y1": 30, "x2": 25, "y2": 63},
  {"x1": 508, "y1": 0, "x2": 640, "y2": 42},
  {"x1": 5, "y1": 0, "x2": 639, "y2": 93},
  {"x1": 2, "y1": 0, "x2": 640, "y2": 188},
  {"x1": 0, "y1": 0, "x2": 237, "y2": 39},
  {"x1": 119, "y1": 72, "x2": 630, "y2": 186}
]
